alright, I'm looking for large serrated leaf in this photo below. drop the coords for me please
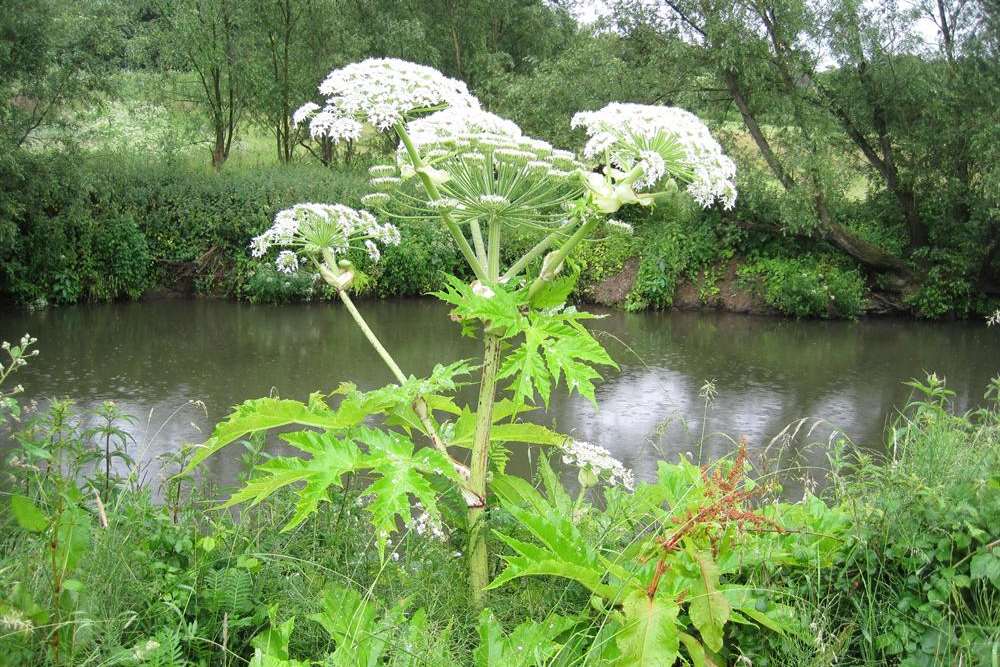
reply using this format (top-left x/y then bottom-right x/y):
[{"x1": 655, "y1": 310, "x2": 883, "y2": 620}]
[{"x1": 617, "y1": 591, "x2": 680, "y2": 666}]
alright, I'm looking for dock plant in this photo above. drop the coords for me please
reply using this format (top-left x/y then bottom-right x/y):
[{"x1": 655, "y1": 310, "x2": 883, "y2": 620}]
[{"x1": 183, "y1": 56, "x2": 761, "y2": 657}]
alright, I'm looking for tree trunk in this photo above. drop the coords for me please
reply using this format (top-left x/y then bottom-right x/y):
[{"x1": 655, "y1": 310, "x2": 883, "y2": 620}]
[
  {"x1": 722, "y1": 70, "x2": 914, "y2": 285},
  {"x1": 211, "y1": 124, "x2": 227, "y2": 170}
]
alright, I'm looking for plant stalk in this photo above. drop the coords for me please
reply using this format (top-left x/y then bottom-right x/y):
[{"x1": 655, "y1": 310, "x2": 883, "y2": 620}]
[
  {"x1": 526, "y1": 216, "x2": 599, "y2": 299},
  {"x1": 468, "y1": 333, "x2": 502, "y2": 604},
  {"x1": 394, "y1": 123, "x2": 488, "y2": 282}
]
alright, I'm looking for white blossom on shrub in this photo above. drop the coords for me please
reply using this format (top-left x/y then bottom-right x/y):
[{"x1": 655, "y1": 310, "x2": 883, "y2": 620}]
[{"x1": 572, "y1": 102, "x2": 737, "y2": 209}]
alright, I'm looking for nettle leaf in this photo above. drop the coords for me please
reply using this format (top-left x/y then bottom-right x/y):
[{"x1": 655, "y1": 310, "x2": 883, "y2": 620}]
[
  {"x1": 54, "y1": 504, "x2": 91, "y2": 576},
  {"x1": 222, "y1": 431, "x2": 365, "y2": 531},
  {"x1": 356, "y1": 426, "x2": 459, "y2": 543},
  {"x1": 686, "y1": 548, "x2": 731, "y2": 653},
  {"x1": 10, "y1": 494, "x2": 48, "y2": 533},
  {"x1": 474, "y1": 608, "x2": 578, "y2": 667},
  {"x1": 617, "y1": 590, "x2": 680, "y2": 666}
]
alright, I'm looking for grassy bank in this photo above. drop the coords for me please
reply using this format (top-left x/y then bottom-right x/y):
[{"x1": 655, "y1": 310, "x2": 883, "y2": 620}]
[
  {"x1": 7, "y1": 151, "x2": 994, "y2": 319},
  {"x1": 1, "y1": 368, "x2": 997, "y2": 665}
]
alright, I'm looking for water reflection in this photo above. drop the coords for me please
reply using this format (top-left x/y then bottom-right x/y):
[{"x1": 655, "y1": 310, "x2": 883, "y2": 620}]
[{"x1": 2, "y1": 299, "x2": 997, "y2": 494}]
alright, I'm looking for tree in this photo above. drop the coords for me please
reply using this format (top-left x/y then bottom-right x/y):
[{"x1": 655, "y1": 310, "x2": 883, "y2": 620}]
[
  {"x1": 151, "y1": 0, "x2": 253, "y2": 169},
  {"x1": 0, "y1": 0, "x2": 122, "y2": 149}
]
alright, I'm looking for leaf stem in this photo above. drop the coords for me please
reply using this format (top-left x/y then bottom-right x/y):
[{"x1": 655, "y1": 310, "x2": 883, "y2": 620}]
[{"x1": 526, "y1": 216, "x2": 599, "y2": 299}]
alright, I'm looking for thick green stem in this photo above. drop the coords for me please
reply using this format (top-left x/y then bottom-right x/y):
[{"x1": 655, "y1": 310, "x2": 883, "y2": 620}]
[
  {"x1": 470, "y1": 221, "x2": 488, "y2": 268},
  {"x1": 395, "y1": 123, "x2": 488, "y2": 282},
  {"x1": 487, "y1": 220, "x2": 501, "y2": 281},
  {"x1": 336, "y1": 289, "x2": 407, "y2": 384},
  {"x1": 468, "y1": 334, "x2": 502, "y2": 604},
  {"x1": 527, "y1": 217, "x2": 600, "y2": 299}
]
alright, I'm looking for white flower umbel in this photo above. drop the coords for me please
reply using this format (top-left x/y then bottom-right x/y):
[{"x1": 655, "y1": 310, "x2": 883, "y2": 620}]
[
  {"x1": 370, "y1": 107, "x2": 584, "y2": 232},
  {"x1": 562, "y1": 439, "x2": 635, "y2": 491},
  {"x1": 572, "y1": 102, "x2": 737, "y2": 210},
  {"x1": 250, "y1": 203, "x2": 400, "y2": 274},
  {"x1": 293, "y1": 58, "x2": 479, "y2": 143}
]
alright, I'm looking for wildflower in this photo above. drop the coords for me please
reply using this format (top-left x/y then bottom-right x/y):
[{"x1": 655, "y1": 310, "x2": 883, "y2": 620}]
[
  {"x1": 368, "y1": 164, "x2": 397, "y2": 177},
  {"x1": 275, "y1": 250, "x2": 299, "y2": 274},
  {"x1": 561, "y1": 440, "x2": 635, "y2": 490},
  {"x1": 410, "y1": 502, "x2": 447, "y2": 541},
  {"x1": 360, "y1": 193, "x2": 390, "y2": 208},
  {"x1": 132, "y1": 639, "x2": 161, "y2": 661},
  {"x1": 0, "y1": 610, "x2": 32, "y2": 634},
  {"x1": 988, "y1": 309, "x2": 1000, "y2": 326},
  {"x1": 296, "y1": 58, "x2": 479, "y2": 143},
  {"x1": 572, "y1": 102, "x2": 737, "y2": 209},
  {"x1": 364, "y1": 240, "x2": 381, "y2": 263}
]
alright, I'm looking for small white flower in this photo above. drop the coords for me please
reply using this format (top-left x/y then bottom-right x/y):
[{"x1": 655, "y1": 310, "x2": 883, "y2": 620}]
[
  {"x1": 364, "y1": 240, "x2": 381, "y2": 263},
  {"x1": 572, "y1": 102, "x2": 737, "y2": 209},
  {"x1": 471, "y1": 281, "x2": 495, "y2": 299},
  {"x1": 606, "y1": 219, "x2": 634, "y2": 235},
  {"x1": 303, "y1": 58, "x2": 480, "y2": 144},
  {"x1": 562, "y1": 440, "x2": 635, "y2": 491},
  {"x1": 987, "y1": 309, "x2": 1000, "y2": 327},
  {"x1": 292, "y1": 102, "x2": 320, "y2": 127},
  {"x1": 361, "y1": 193, "x2": 390, "y2": 207},
  {"x1": 275, "y1": 250, "x2": 299, "y2": 274}
]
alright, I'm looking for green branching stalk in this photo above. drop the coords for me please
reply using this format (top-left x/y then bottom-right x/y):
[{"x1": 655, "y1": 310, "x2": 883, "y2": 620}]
[
  {"x1": 527, "y1": 215, "x2": 600, "y2": 299},
  {"x1": 395, "y1": 122, "x2": 488, "y2": 283},
  {"x1": 468, "y1": 333, "x2": 502, "y2": 604},
  {"x1": 315, "y1": 257, "x2": 481, "y2": 503}
]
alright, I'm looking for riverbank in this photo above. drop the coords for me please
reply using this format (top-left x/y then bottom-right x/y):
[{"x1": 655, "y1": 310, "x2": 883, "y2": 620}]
[{"x1": 2, "y1": 152, "x2": 997, "y2": 320}]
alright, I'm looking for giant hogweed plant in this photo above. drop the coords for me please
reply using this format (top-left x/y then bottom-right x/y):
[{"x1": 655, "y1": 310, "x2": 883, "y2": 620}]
[{"x1": 184, "y1": 58, "x2": 738, "y2": 607}]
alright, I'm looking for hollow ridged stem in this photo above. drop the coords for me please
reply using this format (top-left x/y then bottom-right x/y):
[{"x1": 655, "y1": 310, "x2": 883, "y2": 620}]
[
  {"x1": 467, "y1": 333, "x2": 502, "y2": 604},
  {"x1": 395, "y1": 123, "x2": 488, "y2": 282},
  {"x1": 502, "y1": 228, "x2": 563, "y2": 282},
  {"x1": 470, "y1": 221, "x2": 488, "y2": 268}
]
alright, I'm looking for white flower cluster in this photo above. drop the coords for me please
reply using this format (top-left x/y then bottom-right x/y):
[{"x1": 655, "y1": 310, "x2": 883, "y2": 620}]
[
  {"x1": 370, "y1": 107, "x2": 583, "y2": 230},
  {"x1": 606, "y1": 219, "x2": 634, "y2": 235},
  {"x1": 250, "y1": 203, "x2": 400, "y2": 273},
  {"x1": 561, "y1": 440, "x2": 635, "y2": 490},
  {"x1": 293, "y1": 58, "x2": 478, "y2": 143},
  {"x1": 572, "y1": 103, "x2": 737, "y2": 210},
  {"x1": 988, "y1": 309, "x2": 1000, "y2": 326}
]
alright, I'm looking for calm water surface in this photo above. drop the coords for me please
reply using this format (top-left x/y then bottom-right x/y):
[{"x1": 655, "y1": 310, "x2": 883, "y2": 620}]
[{"x1": 2, "y1": 299, "x2": 997, "y2": 493}]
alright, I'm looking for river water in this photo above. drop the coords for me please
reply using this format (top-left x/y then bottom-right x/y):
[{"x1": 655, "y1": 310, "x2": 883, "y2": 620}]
[{"x1": 1, "y1": 299, "x2": 997, "y2": 494}]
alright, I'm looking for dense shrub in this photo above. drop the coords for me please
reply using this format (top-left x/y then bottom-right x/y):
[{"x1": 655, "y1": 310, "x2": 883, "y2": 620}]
[
  {"x1": 625, "y1": 203, "x2": 734, "y2": 310},
  {"x1": 734, "y1": 376, "x2": 1000, "y2": 666},
  {"x1": 738, "y1": 255, "x2": 866, "y2": 318}
]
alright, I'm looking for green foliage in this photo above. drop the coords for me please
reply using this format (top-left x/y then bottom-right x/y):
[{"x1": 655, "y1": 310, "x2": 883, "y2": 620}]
[
  {"x1": 738, "y1": 255, "x2": 866, "y2": 318},
  {"x1": 433, "y1": 276, "x2": 617, "y2": 407},
  {"x1": 625, "y1": 205, "x2": 733, "y2": 310},
  {"x1": 487, "y1": 448, "x2": 849, "y2": 663},
  {"x1": 737, "y1": 374, "x2": 1000, "y2": 666}
]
